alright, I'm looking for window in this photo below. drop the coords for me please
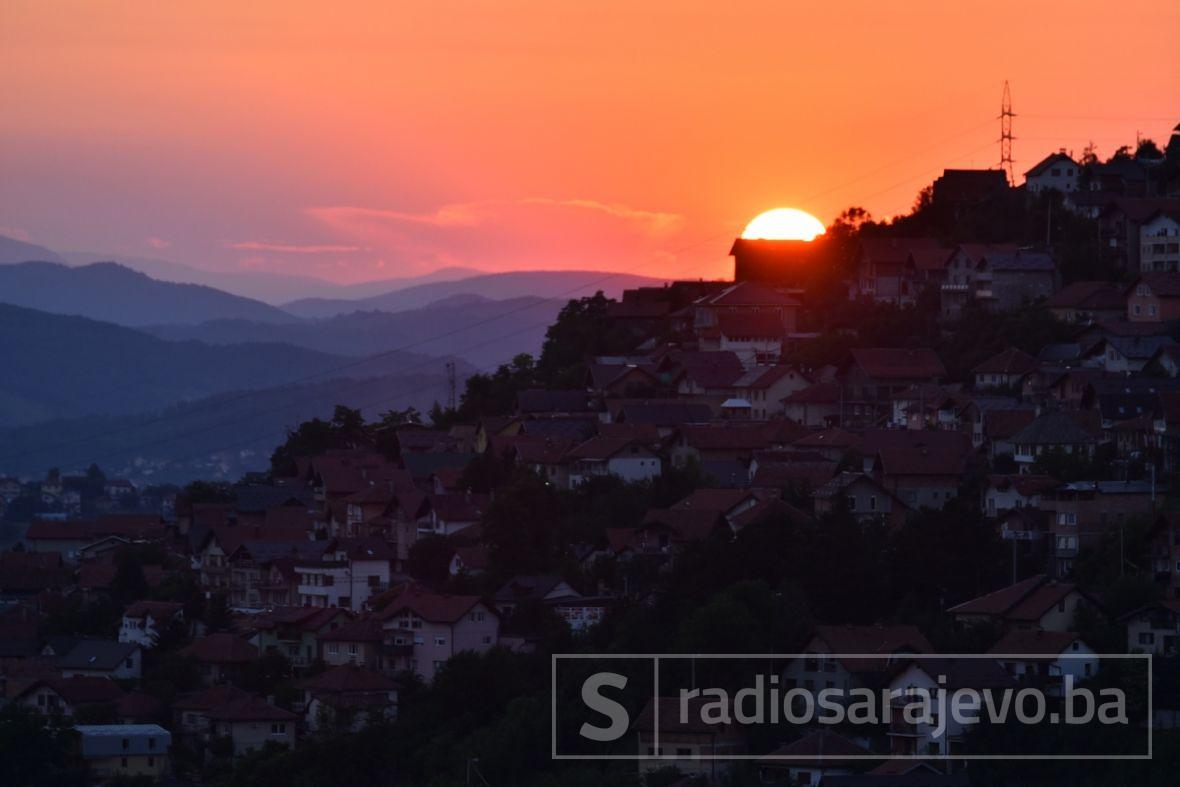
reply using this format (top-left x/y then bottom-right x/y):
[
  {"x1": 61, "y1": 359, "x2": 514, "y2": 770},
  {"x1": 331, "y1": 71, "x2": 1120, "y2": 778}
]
[
  {"x1": 676, "y1": 747, "x2": 692, "y2": 756},
  {"x1": 271, "y1": 723, "x2": 286, "y2": 734},
  {"x1": 482, "y1": 635, "x2": 492, "y2": 645},
  {"x1": 328, "y1": 643, "x2": 339, "y2": 655},
  {"x1": 148, "y1": 756, "x2": 155, "y2": 767},
  {"x1": 1140, "y1": 632, "x2": 1156, "y2": 645},
  {"x1": 413, "y1": 636, "x2": 424, "y2": 646},
  {"x1": 122, "y1": 738, "x2": 130, "y2": 751},
  {"x1": 348, "y1": 643, "x2": 358, "y2": 655},
  {"x1": 122, "y1": 758, "x2": 128, "y2": 768},
  {"x1": 869, "y1": 495, "x2": 877, "y2": 511},
  {"x1": 847, "y1": 495, "x2": 857, "y2": 511},
  {"x1": 434, "y1": 636, "x2": 447, "y2": 646},
  {"x1": 1150, "y1": 305, "x2": 1157, "y2": 316},
  {"x1": 148, "y1": 737, "x2": 155, "y2": 750}
]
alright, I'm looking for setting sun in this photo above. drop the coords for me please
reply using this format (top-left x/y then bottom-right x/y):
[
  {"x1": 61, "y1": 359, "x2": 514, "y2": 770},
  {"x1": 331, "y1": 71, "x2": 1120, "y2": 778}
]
[{"x1": 741, "y1": 208, "x2": 827, "y2": 241}]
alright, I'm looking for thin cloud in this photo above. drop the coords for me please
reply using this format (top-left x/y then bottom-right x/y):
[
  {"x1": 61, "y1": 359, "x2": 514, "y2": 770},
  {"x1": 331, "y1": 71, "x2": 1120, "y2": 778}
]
[
  {"x1": 144, "y1": 236, "x2": 172, "y2": 249},
  {"x1": 0, "y1": 227, "x2": 32, "y2": 242},
  {"x1": 227, "y1": 240, "x2": 362, "y2": 253},
  {"x1": 306, "y1": 197, "x2": 683, "y2": 234}
]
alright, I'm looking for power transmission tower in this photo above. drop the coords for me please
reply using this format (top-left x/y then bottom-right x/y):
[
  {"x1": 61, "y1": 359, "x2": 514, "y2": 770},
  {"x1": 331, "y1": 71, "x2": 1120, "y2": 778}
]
[
  {"x1": 445, "y1": 360, "x2": 456, "y2": 411},
  {"x1": 999, "y1": 80, "x2": 1015, "y2": 184}
]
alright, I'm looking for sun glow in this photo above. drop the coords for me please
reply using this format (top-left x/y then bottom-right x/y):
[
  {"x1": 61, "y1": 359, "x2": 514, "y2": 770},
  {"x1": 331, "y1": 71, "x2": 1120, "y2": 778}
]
[{"x1": 741, "y1": 208, "x2": 826, "y2": 241}]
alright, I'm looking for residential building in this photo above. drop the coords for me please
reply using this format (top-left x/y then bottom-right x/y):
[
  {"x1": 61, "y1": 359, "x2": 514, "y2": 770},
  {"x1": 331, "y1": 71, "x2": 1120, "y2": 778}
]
[
  {"x1": 1009, "y1": 411, "x2": 1098, "y2": 473},
  {"x1": 783, "y1": 624, "x2": 933, "y2": 697},
  {"x1": 565, "y1": 437, "x2": 662, "y2": 487},
  {"x1": 886, "y1": 658, "x2": 1015, "y2": 757},
  {"x1": 988, "y1": 629, "x2": 1099, "y2": 692},
  {"x1": 59, "y1": 640, "x2": 142, "y2": 680},
  {"x1": 1046, "y1": 280, "x2": 1127, "y2": 324},
  {"x1": 1121, "y1": 601, "x2": 1180, "y2": 655},
  {"x1": 1139, "y1": 208, "x2": 1180, "y2": 272},
  {"x1": 972, "y1": 348, "x2": 1038, "y2": 390},
  {"x1": 813, "y1": 472, "x2": 909, "y2": 524},
  {"x1": 758, "y1": 729, "x2": 870, "y2": 786},
  {"x1": 947, "y1": 574, "x2": 1098, "y2": 632},
  {"x1": 1128, "y1": 272, "x2": 1180, "y2": 322},
  {"x1": 16, "y1": 677, "x2": 124, "y2": 718},
  {"x1": 299, "y1": 664, "x2": 398, "y2": 732},
  {"x1": 252, "y1": 606, "x2": 352, "y2": 669},
  {"x1": 1024, "y1": 151, "x2": 1080, "y2": 193},
  {"x1": 185, "y1": 633, "x2": 258, "y2": 686},
  {"x1": 207, "y1": 695, "x2": 298, "y2": 756},
  {"x1": 73, "y1": 724, "x2": 170, "y2": 781},
  {"x1": 375, "y1": 587, "x2": 500, "y2": 682},
  {"x1": 119, "y1": 601, "x2": 183, "y2": 650},
  {"x1": 633, "y1": 697, "x2": 745, "y2": 781}
]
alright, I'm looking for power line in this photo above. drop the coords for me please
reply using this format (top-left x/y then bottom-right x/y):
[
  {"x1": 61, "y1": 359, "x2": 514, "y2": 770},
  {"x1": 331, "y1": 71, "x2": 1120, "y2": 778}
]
[{"x1": 999, "y1": 81, "x2": 1015, "y2": 185}]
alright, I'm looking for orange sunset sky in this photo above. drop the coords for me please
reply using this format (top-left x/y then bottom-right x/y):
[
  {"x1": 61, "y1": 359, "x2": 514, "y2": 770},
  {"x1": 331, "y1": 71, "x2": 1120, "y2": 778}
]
[{"x1": 2, "y1": 1, "x2": 1178, "y2": 284}]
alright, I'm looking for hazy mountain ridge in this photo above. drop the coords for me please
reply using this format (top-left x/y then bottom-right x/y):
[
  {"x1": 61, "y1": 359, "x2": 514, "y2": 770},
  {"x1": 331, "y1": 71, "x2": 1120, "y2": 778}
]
[
  {"x1": 0, "y1": 368, "x2": 461, "y2": 482},
  {"x1": 143, "y1": 294, "x2": 565, "y2": 366},
  {"x1": 281, "y1": 269, "x2": 669, "y2": 318},
  {"x1": 0, "y1": 235, "x2": 66, "y2": 265},
  {"x1": 0, "y1": 303, "x2": 463, "y2": 429},
  {"x1": 0, "y1": 261, "x2": 297, "y2": 326},
  {"x1": 58, "y1": 249, "x2": 483, "y2": 304}
]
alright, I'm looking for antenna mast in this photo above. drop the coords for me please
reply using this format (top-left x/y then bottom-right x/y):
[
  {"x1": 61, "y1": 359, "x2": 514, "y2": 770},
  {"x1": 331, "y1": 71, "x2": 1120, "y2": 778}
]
[{"x1": 999, "y1": 81, "x2": 1015, "y2": 184}]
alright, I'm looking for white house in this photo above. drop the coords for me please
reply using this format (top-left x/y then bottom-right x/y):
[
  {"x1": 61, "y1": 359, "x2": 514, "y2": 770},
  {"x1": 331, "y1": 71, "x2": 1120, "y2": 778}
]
[
  {"x1": 1121, "y1": 601, "x2": 1180, "y2": 655},
  {"x1": 988, "y1": 629, "x2": 1099, "y2": 695},
  {"x1": 59, "y1": 640, "x2": 142, "y2": 680},
  {"x1": 1140, "y1": 209, "x2": 1180, "y2": 273},
  {"x1": 885, "y1": 657, "x2": 1015, "y2": 757},
  {"x1": 565, "y1": 437, "x2": 662, "y2": 488},
  {"x1": 1024, "y1": 151, "x2": 1080, "y2": 193},
  {"x1": 119, "y1": 601, "x2": 184, "y2": 649}
]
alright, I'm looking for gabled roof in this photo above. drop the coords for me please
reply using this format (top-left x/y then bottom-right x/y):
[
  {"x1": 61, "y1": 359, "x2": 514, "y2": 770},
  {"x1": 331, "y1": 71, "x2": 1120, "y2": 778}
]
[
  {"x1": 123, "y1": 600, "x2": 183, "y2": 621},
  {"x1": 1024, "y1": 151, "x2": 1077, "y2": 178},
  {"x1": 847, "y1": 348, "x2": 946, "y2": 380},
  {"x1": 978, "y1": 249, "x2": 1055, "y2": 273},
  {"x1": 947, "y1": 574, "x2": 1084, "y2": 622},
  {"x1": 298, "y1": 664, "x2": 398, "y2": 694},
  {"x1": 185, "y1": 633, "x2": 257, "y2": 664},
  {"x1": 889, "y1": 656, "x2": 1016, "y2": 692},
  {"x1": 694, "y1": 281, "x2": 800, "y2": 308},
  {"x1": 760, "y1": 728, "x2": 870, "y2": 765},
  {"x1": 1131, "y1": 271, "x2": 1180, "y2": 297},
  {"x1": 493, "y1": 575, "x2": 578, "y2": 604},
  {"x1": 376, "y1": 586, "x2": 494, "y2": 624},
  {"x1": 858, "y1": 237, "x2": 943, "y2": 267},
  {"x1": 1046, "y1": 280, "x2": 1125, "y2": 311},
  {"x1": 1008, "y1": 411, "x2": 1098, "y2": 446},
  {"x1": 972, "y1": 347, "x2": 1039, "y2": 377},
  {"x1": 17, "y1": 676, "x2": 124, "y2": 705},
  {"x1": 983, "y1": 409, "x2": 1037, "y2": 440},
  {"x1": 320, "y1": 616, "x2": 386, "y2": 643},
  {"x1": 171, "y1": 684, "x2": 252, "y2": 712},
  {"x1": 207, "y1": 694, "x2": 298, "y2": 722},
  {"x1": 810, "y1": 624, "x2": 933, "y2": 673},
  {"x1": 874, "y1": 447, "x2": 965, "y2": 477},
  {"x1": 565, "y1": 436, "x2": 654, "y2": 461},
  {"x1": 791, "y1": 427, "x2": 861, "y2": 450},
  {"x1": 988, "y1": 629, "x2": 1084, "y2": 659},
  {"x1": 707, "y1": 311, "x2": 788, "y2": 339},
  {"x1": 58, "y1": 640, "x2": 139, "y2": 671},
  {"x1": 516, "y1": 389, "x2": 595, "y2": 415}
]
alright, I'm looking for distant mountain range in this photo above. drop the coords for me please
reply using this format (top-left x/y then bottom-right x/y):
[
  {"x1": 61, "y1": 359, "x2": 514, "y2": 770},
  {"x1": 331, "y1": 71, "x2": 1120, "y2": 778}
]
[
  {"x1": 0, "y1": 302, "x2": 464, "y2": 429},
  {"x1": 0, "y1": 261, "x2": 296, "y2": 326},
  {"x1": 0, "y1": 369, "x2": 459, "y2": 483},
  {"x1": 281, "y1": 270, "x2": 668, "y2": 318},
  {"x1": 144, "y1": 294, "x2": 565, "y2": 367},
  {"x1": 0, "y1": 235, "x2": 67, "y2": 265},
  {"x1": 58, "y1": 250, "x2": 483, "y2": 305}
]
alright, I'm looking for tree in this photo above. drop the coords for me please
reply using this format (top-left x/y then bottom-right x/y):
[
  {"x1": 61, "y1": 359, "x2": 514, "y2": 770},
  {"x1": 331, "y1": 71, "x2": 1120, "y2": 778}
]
[
  {"x1": 537, "y1": 293, "x2": 637, "y2": 386},
  {"x1": 407, "y1": 535, "x2": 456, "y2": 587},
  {"x1": 205, "y1": 592, "x2": 232, "y2": 632}
]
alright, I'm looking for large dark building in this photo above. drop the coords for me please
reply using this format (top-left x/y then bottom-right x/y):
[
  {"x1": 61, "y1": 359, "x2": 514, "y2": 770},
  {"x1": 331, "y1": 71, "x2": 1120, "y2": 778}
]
[{"x1": 730, "y1": 237, "x2": 830, "y2": 285}]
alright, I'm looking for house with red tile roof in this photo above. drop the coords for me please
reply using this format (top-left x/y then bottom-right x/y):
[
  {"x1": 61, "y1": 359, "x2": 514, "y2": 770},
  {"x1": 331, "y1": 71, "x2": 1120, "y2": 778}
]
[
  {"x1": 185, "y1": 633, "x2": 258, "y2": 685},
  {"x1": 374, "y1": 586, "x2": 499, "y2": 682},
  {"x1": 973, "y1": 348, "x2": 1040, "y2": 390},
  {"x1": 1046, "y1": 280, "x2": 1127, "y2": 324},
  {"x1": 758, "y1": 729, "x2": 872, "y2": 786},
  {"x1": 987, "y1": 629, "x2": 1098, "y2": 691},
  {"x1": 838, "y1": 348, "x2": 946, "y2": 427},
  {"x1": 981, "y1": 474, "x2": 1059, "y2": 517},
  {"x1": 853, "y1": 236, "x2": 946, "y2": 305},
  {"x1": 565, "y1": 437, "x2": 662, "y2": 488},
  {"x1": 14, "y1": 676, "x2": 124, "y2": 718},
  {"x1": 947, "y1": 574, "x2": 1099, "y2": 632},
  {"x1": 633, "y1": 696, "x2": 746, "y2": 781},
  {"x1": 207, "y1": 694, "x2": 298, "y2": 756},
  {"x1": 298, "y1": 663, "x2": 399, "y2": 732},
  {"x1": 783, "y1": 623, "x2": 932, "y2": 701}
]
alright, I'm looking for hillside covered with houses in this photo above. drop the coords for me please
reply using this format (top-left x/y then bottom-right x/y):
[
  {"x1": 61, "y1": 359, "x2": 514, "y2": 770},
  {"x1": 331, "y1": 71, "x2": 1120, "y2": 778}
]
[{"x1": 3, "y1": 130, "x2": 1180, "y2": 786}]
